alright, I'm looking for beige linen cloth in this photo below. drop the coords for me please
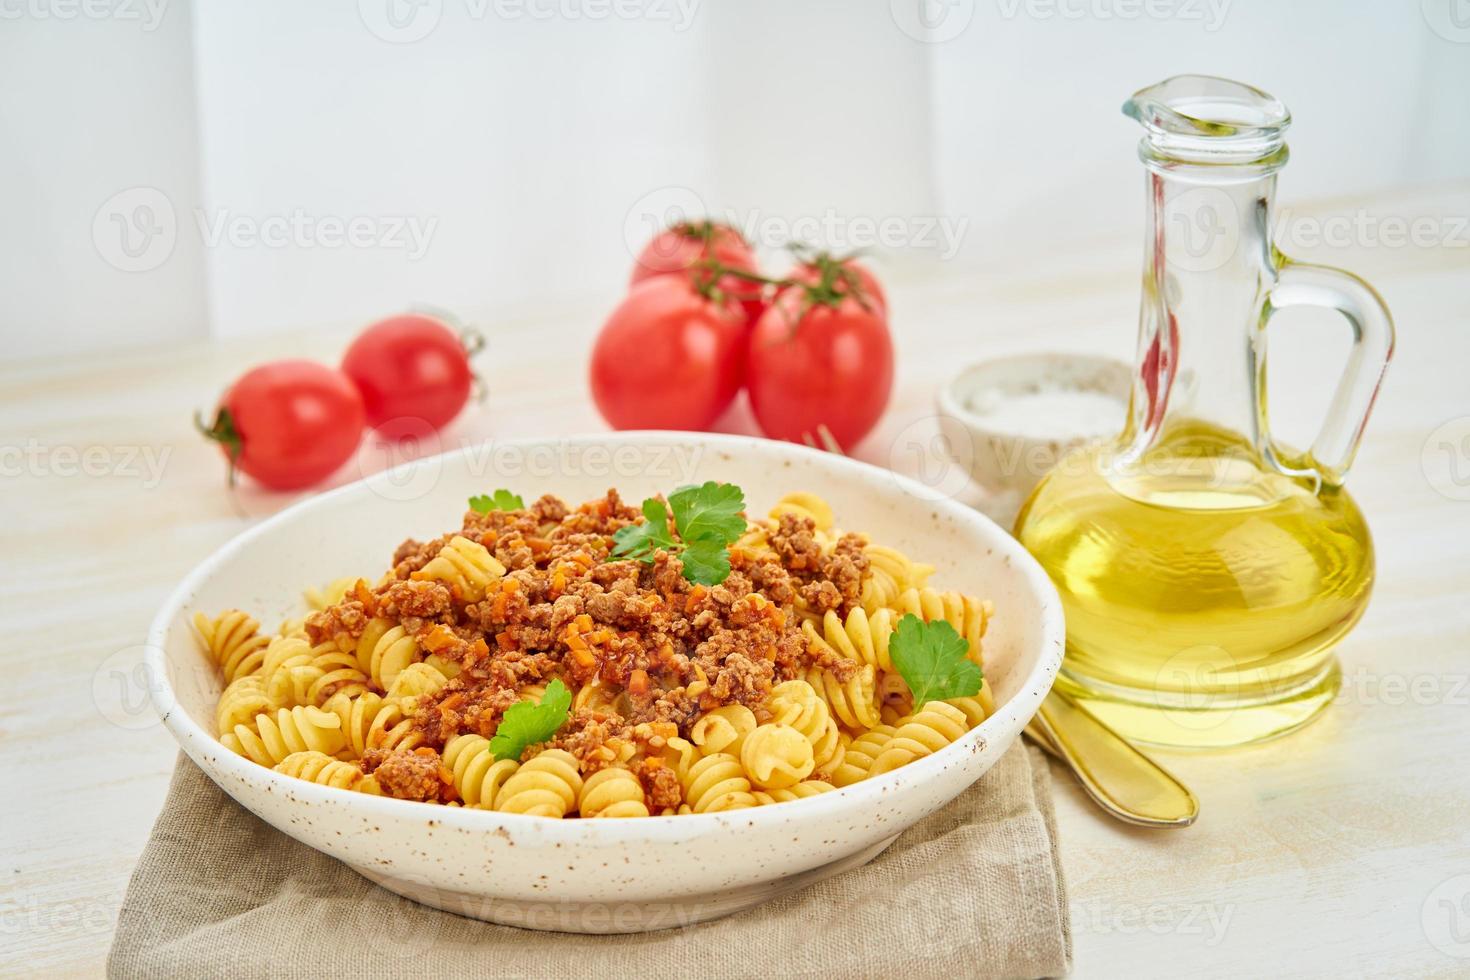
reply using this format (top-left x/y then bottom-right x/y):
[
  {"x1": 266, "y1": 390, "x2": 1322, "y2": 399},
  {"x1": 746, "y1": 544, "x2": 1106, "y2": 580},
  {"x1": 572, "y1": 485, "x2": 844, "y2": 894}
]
[{"x1": 109, "y1": 745, "x2": 1070, "y2": 979}]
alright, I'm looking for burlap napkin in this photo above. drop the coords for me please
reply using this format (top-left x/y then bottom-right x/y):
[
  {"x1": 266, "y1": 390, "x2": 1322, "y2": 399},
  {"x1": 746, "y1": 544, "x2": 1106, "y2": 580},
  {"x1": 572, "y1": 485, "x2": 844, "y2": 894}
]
[{"x1": 108, "y1": 744, "x2": 1070, "y2": 979}]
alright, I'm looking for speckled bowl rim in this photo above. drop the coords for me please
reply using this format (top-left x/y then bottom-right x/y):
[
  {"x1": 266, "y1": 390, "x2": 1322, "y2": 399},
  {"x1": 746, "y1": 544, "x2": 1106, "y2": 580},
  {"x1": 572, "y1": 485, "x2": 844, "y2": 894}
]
[{"x1": 147, "y1": 431, "x2": 1064, "y2": 843}]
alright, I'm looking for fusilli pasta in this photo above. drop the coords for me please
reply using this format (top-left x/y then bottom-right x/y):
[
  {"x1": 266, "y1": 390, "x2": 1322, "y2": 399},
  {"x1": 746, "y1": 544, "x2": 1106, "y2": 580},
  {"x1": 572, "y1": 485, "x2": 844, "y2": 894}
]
[{"x1": 201, "y1": 488, "x2": 995, "y2": 816}]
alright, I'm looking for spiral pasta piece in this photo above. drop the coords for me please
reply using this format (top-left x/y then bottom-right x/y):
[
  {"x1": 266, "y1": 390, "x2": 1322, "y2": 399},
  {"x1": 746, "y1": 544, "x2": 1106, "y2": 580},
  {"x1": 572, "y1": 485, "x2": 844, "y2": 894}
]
[
  {"x1": 442, "y1": 733, "x2": 519, "y2": 807},
  {"x1": 768, "y1": 680, "x2": 841, "y2": 769},
  {"x1": 831, "y1": 725, "x2": 897, "y2": 787},
  {"x1": 193, "y1": 610, "x2": 269, "y2": 683},
  {"x1": 353, "y1": 620, "x2": 422, "y2": 691},
  {"x1": 385, "y1": 661, "x2": 450, "y2": 700},
  {"x1": 274, "y1": 750, "x2": 379, "y2": 794},
  {"x1": 412, "y1": 535, "x2": 507, "y2": 602},
  {"x1": 768, "y1": 492, "x2": 835, "y2": 532},
  {"x1": 690, "y1": 705, "x2": 757, "y2": 757},
  {"x1": 753, "y1": 780, "x2": 835, "y2": 805},
  {"x1": 740, "y1": 724, "x2": 815, "y2": 790},
  {"x1": 809, "y1": 606, "x2": 898, "y2": 672},
  {"x1": 327, "y1": 691, "x2": 423, "y2": 757},
  {"x1": 224, "y1": 705, "x2": 347, "y2": 767},
  {"x1": 578, "y1": 767, "x2": 650, "y2": 818},
  {"x1": 860, "y1": 545, "x2": 935, "y2": 612},
  {"x1": 658, "y1": 736, "x2": 700, "y2": 783},
  {"x1": 804, "y1": 663, "x2": 880, "y2": 731},
  {"x1": 494, "y1": 749, "x2": 583, "y2": 817},
  {"x1": 868, "y1": 701, "x2": 970, "y2": 776},
  {"x1": 216, "y1": 674, "x2": 273, "y2": 736},
  {"x1": 682, "y1": 753, "x2": 757, "y2": 813},
  {"x1": 262, "y1": 635, "x2": 372, "y2": 707}
]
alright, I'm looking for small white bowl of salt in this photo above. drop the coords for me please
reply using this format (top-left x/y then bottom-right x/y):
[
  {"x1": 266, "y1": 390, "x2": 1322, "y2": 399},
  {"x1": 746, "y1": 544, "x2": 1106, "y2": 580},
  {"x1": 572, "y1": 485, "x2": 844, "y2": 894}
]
[{"x1": 935, "y1": 352, "x2": 1132, "y2": 510}]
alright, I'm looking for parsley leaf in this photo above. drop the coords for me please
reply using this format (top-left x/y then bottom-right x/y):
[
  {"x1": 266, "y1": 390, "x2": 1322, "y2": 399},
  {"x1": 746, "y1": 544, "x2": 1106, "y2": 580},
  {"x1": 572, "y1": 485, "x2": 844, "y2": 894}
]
[
  {"x1": 469, "y1": 489, "x2": 524, "y2": 514},
  {"x1": 889, "y1": 614, "x2": 983, "y2": 705},
  {"x1": 488, "y1": 678, "x2": 572, "y2": 761},
  {"x1": 611, "y1": 498, "x2": 677, "y2": 561},
  {"x1": 606, "y1": 482, "x2": 747, "y2": 586},
  {"x1": 669, "y1": 482, "x2": 746, "y2": 545},
  {"x1": 680, "y1": 538, "x2": 732, "y2": 586}
]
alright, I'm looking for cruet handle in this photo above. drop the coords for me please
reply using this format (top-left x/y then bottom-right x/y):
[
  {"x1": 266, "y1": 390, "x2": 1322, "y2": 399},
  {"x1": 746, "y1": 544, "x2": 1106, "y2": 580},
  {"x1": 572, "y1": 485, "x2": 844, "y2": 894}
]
[{"x1": 1258, "y1": 257, "x2": 1396, "y2": 488}]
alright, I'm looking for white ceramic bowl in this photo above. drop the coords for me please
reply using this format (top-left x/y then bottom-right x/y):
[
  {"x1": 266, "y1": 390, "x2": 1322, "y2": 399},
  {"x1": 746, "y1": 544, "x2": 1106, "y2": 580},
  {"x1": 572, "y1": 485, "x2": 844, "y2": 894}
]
[
  {"x1": 147, "y1": 432, "x2": 1064, "y2": 933},
  {"x1": 936, "y1": 352, "x2": 1132, "y2": 504}
]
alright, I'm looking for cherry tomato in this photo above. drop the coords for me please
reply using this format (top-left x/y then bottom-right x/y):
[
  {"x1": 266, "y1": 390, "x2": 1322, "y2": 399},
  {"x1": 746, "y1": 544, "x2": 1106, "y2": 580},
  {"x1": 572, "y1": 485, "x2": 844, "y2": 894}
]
[
  {"x1": 790, "y1": 257, "x2": 887, "y2": 317},
  {"x1": 199, "y1": 360, "x2": 365, "y2": 490},
  {"x1": 630, "y1": 221, "x2": 766, "y2": 327},
  {"x1": 590, "y1": 275, "x2": 746, "y2": 431},
  {"x1": 746, "y1": 286, "x2": 895, "y2": 451},
  {"x1": 341, "y1": 314, "x2": 476, "y2": 431}
]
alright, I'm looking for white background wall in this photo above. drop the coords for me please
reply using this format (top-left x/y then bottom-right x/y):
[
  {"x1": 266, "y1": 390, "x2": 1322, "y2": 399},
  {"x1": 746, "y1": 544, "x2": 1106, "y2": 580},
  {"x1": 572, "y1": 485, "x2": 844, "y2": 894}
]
[{"x1": 2, "y1": 0, "x2": 1467, "y2": 360}]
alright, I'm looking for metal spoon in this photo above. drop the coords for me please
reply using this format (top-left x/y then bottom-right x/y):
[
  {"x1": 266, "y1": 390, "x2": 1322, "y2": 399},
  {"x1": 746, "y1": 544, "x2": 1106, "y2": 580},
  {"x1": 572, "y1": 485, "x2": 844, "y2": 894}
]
[{"x1": 1026, "y1": 688, "x2": 1199, "y2": 828}]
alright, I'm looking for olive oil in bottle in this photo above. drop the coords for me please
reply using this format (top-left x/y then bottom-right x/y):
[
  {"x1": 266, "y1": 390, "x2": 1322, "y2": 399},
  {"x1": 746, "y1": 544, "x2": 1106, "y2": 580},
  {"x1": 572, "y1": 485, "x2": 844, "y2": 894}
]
[{"x1": 1013, "y1": 77, "x2": 1392, "y2": 747}]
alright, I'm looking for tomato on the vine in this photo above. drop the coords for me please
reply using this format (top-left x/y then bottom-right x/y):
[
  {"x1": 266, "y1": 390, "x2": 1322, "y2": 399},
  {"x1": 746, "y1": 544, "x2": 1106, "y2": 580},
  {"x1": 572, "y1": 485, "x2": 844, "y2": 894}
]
[
  {"x1": 790, "y1": 256, "x2": 887, "y2": 317},
  {"x1": 199, "y1": 360, "x2": 366, "y2": 490},
  {"x1": 342, "y1": 313, "x2": 477, "y2": 432},
  {"x1": 590, "y1": 275, "x2": 746, "y2": 431},
  {"x1": 630, "y1": 221, "x2": 766, "y2": 326},
  {"x1": 746, "y1": 285, "x2": 894, "y2": 451}
]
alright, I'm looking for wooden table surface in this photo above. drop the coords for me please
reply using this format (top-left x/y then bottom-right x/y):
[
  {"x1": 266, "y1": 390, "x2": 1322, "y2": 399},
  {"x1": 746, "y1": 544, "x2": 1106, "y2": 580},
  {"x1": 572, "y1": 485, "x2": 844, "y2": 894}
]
[{"x1": 4, "y1": 185, "x2": 1469, "y2": 978}]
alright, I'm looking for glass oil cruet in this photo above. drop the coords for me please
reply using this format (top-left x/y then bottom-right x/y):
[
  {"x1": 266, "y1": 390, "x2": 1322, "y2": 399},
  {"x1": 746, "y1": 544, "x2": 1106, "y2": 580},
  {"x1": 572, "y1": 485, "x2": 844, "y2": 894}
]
[{"x1": 1014, "y1": 76, "x2": 1395, "y2": 748}]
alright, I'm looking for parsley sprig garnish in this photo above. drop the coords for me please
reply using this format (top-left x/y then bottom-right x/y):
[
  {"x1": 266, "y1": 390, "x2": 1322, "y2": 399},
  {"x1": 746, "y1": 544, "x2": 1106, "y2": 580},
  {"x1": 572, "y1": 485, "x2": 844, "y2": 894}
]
[
  {"x1": 469, "y1": 489, "x2": 524, "y2": 513},
  {"x1": 610, "y1": 481, "x2": 746, "y2": 585},
  {"x1": 489, "y1": 678, "x2": 572, "y2": 761},
  {"x1": 889, "y1": 615, "x2": 984, "y2": 705}
]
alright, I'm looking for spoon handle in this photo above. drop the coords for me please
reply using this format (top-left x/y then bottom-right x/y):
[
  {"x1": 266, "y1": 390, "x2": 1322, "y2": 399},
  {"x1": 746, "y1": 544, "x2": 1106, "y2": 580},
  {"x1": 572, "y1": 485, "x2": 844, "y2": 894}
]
[{"x1": 1027, "y1": 689, "x2": 1199, "y2": 828}]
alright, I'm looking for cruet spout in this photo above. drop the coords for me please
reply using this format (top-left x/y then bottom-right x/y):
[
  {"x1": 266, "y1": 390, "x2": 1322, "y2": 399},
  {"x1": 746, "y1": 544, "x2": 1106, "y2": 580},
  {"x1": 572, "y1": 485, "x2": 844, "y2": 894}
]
[{"x1": 1123, "y1": 75, "x2": 1290, "y2": 165}]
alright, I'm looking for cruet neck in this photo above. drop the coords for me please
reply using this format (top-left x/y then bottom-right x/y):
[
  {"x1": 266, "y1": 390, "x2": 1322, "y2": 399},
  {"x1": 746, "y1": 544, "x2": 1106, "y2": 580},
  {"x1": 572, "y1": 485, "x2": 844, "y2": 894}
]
[{"x1": 1124, "y1": 75, "x2": 1291, "y2": 174}]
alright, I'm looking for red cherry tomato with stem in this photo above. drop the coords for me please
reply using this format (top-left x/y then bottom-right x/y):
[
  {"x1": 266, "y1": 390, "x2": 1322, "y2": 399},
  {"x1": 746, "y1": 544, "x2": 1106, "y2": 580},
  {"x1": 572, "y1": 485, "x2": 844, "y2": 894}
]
[
  {"x1": 590, "y1": 275, "x2": 746, "y2": 431},
  {"x1": 198, "y1": 360, "x2": 366, "y2": 490},
  {"x1": 631, "y1": 221, "x2": 766, "y2": 327},
  {"x1": 341, "y1": 313, "x2": 479, "y2": 432},
  {"x1": 746, "y1": 285, "x2": 895, "y2": 451}
]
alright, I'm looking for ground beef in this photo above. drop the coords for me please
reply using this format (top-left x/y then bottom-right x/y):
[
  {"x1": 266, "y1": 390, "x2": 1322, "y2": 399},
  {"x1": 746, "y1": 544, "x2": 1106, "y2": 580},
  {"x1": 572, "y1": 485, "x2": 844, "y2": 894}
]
[
  {"x1": 304, "y1": 599, "x2": 368, "y2": 646},
  {"x1": 364, "y1": 748, "x2": 449, "y2": 803},
  {"x1": 639, "y1": 758, "x2": 683, "y2": 812},
  {"x1": 381, "y1": 579, "x2": 452, "y2": 620},
  {"x1": 307, "y1": 488, "x2": 872, "y2": 777}
]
